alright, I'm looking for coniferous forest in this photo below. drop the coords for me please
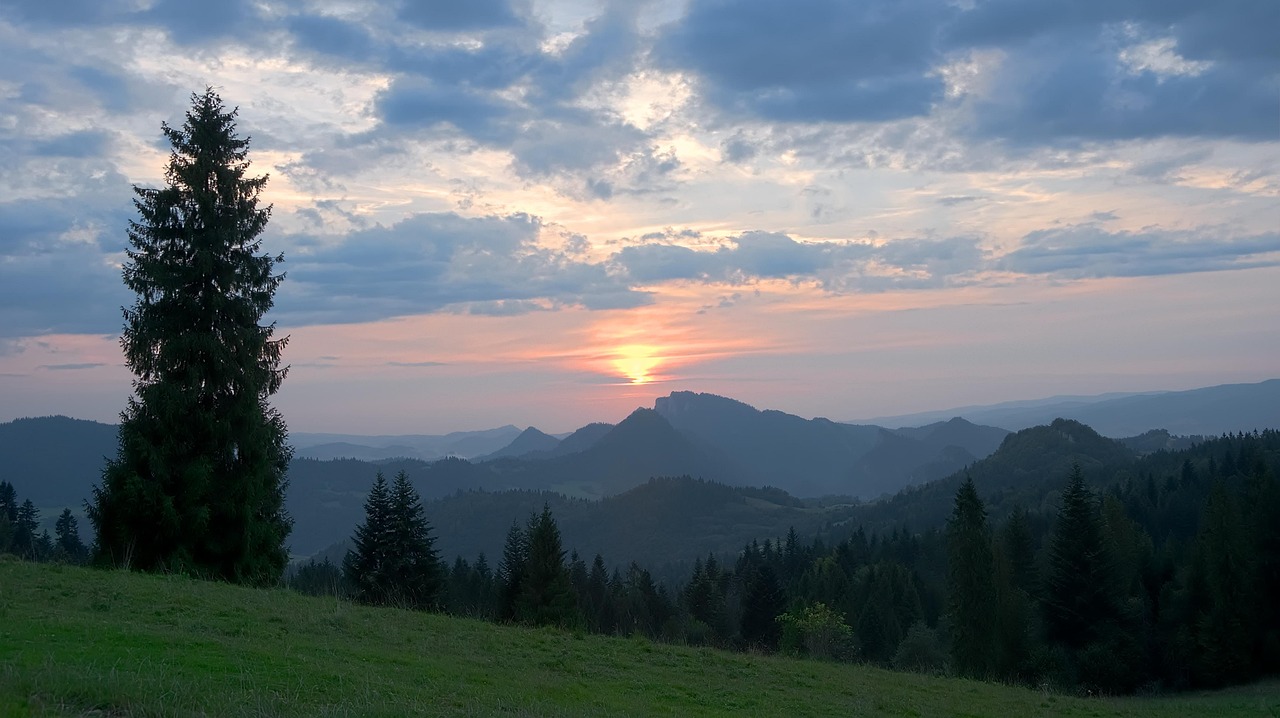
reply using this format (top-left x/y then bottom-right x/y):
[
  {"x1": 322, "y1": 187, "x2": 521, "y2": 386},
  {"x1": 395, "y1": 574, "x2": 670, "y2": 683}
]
[{"x1": 275, "y1": 428, "x2": 1280, "y2": 696}]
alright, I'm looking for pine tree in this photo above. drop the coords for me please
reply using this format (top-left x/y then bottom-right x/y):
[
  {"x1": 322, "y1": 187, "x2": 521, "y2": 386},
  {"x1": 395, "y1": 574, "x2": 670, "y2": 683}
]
[
  {"x1": 88, "y1": 88, "x2": 291, "y2": 584},
  {"x1": 740, "y1": 563, "x2": 785, "y2": 650},
  {"x1": 586, "y1": 554, "x2": 611, "y2": 633},
  {"x1": 55, "y1": 509, "x2": 86, "y2": 563},
  {"x1": 0, "y1": 481, "x2": 17, "y2": 553},
  {"x1": 946, "y1": 477, "x2": 996, "y2": 677},
  {"x1": 1193, "y1": 481, "x2": 1256, "y2": 685},
  {"x1": 497, "y1": 519, "x2": 528, "y2": 621},
  {"x1": 344, "y1": 472, "x2": 392, "y2": 604},
  {"x1": 515, "y1": 505, "x2": 576, "y2": 627},
  {"x1": 14, "y1": 500, "x2": 40, "y2": 560},
  {"x1": 1000, "y1": 506, "x2": 1038, "y2": 597},
  {"x1": 382, "y1": 470, "x2": 443, "y2": 609},
  {"x1": 1043, "y1": 464, "x2": 1118, "y2": 651}
]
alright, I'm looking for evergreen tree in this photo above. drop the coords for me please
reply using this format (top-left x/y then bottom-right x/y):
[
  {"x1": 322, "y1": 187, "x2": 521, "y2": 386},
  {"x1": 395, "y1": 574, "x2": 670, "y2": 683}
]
[
  {"x1": 515, "y1": 505, "x2": 576, "y2": 627},
  {"x1": 1000, "y1": 506, "x2": 1038, "y2": 597},
  {"x1": 14, "y1": 500, "x2": 39, "y2": 559},
  {"x1": 683, "y1": 557, "x2": 728, "y2": 642},
  {"x1": 740, "y1": 563, "x2": 785, "y2": 650},
  {"x1": 288, "y1": 558, "x2": 346, "y2": 598},
  {"x1": 1043, "y1": 464, "x2": 1117, "y2": 651},
  {"x1": 497, "y1": 519, "x2": 528, "y2": 621},
  {"x1": 55, "y1": 509, "x2": 87, "y2": 563},
  {"x1": 0, "y1": 481, "x2": 16, "y2": 522},
  {"x1": 1193, "y1": 481, "x2": 1256, "y2": 685},
  {"x1": 586, "y1": 554, "x2": 611, "y2": 633},
  {"x1": 344, "y1": 472, "x2": 392, "y2": 604},
  {"x1": 946, "y1": 477, "x2": 996, "y2": 678},
  {"x1": 383, "y1": 470, "x2": 443, "y2": 609},
  {"x1": 88, "y1": 89, "x2": 291, "y2": 584},
  {"x1": 0, "y1": 481, "x2": 17, "y2": 553}
]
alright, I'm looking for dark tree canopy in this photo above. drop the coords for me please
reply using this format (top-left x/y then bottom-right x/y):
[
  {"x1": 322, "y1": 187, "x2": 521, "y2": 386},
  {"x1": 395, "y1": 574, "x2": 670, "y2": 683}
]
[
  {"x1": 946, "y1": 477, "x2": 996, "y2": 678},
  {"x1": 344, "y1": 471, "x2": 443, "y2": 609},
  {"x1": 88, "y1": 88, "x2": 291, "y2": 584},
  {"x1": 1043, "y1": 464, "x2": 1117, "y2": 651}
]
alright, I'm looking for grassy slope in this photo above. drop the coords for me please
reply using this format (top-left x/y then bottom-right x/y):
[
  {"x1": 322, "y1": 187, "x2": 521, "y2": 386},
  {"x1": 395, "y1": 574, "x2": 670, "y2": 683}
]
[{"x1": 1, "y1": 559, "x2": 1277, "y2": 717}]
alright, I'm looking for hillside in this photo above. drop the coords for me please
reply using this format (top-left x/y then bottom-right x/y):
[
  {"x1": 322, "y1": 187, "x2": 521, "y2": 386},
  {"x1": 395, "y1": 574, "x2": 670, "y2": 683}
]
[
  {"x1": 839, "y1": 418, "x2": 1138, "y2": 537},
  {"x1": 424, "y1": 476, "x2": 852, "y2": 570},
  {"x1": 0, "y1": 416, "x2": 116, "y2": 506},
  {"x1": 862, "y1": 378, "x2": 1280, "y2": 437},
  {"x1": 2, "y1": 560, "x2": 1274, "y2": 717}
]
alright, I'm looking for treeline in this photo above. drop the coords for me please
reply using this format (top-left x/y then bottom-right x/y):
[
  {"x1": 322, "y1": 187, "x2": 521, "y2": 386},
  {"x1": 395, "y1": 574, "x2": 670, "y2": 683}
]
[
  {"x1": 291, "y1": 430, "x2": 1280, "y2": 695},
  {"x1": 0, "y1": 480, "x2": 88, "y2": 563}
]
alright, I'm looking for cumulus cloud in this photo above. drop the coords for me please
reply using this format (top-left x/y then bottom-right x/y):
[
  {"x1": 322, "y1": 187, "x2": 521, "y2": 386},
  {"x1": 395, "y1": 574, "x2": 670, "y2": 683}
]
[
  {"x1": 613, "y1": 231, "x2": 988, "y2": 290},
  {"x1": 276, "y1": 212, "x2": 652, "y2": 325},
  {"x1": 999, "y1": 225, "x2": 1280, "y2": 278},
  {"x1": 657, "y1": 0, "x2": 1278, "y2": 149},
  {"x1": 656, "y1": 0, "x2": 952, "y2": 124}
]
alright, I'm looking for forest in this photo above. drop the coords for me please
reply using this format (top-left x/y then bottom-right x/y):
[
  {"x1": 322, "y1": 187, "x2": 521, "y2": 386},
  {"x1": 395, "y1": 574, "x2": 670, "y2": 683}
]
[
  {"x1": 274, "y1": 426, "x2": 1280, "y2": 695},
  {"x1": 6, "y1": 423, "x2": 1278, "y2": 696}
]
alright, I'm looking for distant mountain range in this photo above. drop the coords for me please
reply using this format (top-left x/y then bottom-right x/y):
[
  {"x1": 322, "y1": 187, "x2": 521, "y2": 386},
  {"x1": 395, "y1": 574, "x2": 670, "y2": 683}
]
[
  {"x1": 858, "y1": 378, "x2": 1280, "y2": 436},
  {"x1": 2, "y1": 378, "x2": 1275, "y2": 556},
  {"x1": 291, "y1": 426, "x2": 523, "y2": 461}
]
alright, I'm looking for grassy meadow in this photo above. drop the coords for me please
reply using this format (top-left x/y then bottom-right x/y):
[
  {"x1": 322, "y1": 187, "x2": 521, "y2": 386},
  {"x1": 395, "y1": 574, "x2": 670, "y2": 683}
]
[{"x1": 1, "y1": 557, "x2": 1277, "y2": 717}]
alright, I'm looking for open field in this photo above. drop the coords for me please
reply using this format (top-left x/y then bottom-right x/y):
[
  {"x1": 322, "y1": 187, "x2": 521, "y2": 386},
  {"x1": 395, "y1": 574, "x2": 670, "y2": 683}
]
[{"x1": 2, "y1": 558, "x2": 1277, "y2": 717}]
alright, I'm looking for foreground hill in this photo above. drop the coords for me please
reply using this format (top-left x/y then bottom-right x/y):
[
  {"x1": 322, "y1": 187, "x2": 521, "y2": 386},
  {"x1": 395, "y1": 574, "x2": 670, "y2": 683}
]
[{"x1": 2, "y1": 560, "x2": 1274, "y2": 717}]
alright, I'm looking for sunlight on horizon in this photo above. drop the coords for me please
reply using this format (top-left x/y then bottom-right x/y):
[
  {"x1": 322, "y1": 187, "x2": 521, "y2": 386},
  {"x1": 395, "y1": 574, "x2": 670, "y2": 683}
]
[{"x1": 612, "y1": 344, "x2": 663, "y2": 385}]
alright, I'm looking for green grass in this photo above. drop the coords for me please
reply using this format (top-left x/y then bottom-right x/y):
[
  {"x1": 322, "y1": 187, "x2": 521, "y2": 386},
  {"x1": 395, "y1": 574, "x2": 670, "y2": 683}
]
[{"x1": 1, "y1": 558, "x2": 1277, "y2": 717}]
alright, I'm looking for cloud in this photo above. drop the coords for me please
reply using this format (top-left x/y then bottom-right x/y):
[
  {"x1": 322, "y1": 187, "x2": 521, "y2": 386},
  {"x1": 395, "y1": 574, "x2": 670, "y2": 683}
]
[
  {"x1": 657, "y1": 0, "x2": 952, "y2": 123},
  {"x1": 613, "y1": 231, "x2": 988, "y2": 290},
  {"x1": 286, "y1": 13, "x2": 378, "y2": 64},
  {"x1": 970, "y1": 36, "x2": 1280, "y2": 144},
  {"x1": 386, "y1": 360, "x2": 447, "y2": 368},
  {"x1": 38, "y1": 362, "x2": 107, "y2": 371},
  {"x1": 397, "y1": 0, "x2": 529, "y2": 32},
  {"x1": 998, "y1": 225, "x2": 1280, "y2": 278},
  {"x1": 277, "y1": 212, "x2": 651, "y2": 325}
]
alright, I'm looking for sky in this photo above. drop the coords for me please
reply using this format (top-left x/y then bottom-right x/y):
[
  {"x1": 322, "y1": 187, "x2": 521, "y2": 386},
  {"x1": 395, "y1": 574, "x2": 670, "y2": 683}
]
[{"x1": 0, "y1": 0, "x2": 1278, "y2": 435}]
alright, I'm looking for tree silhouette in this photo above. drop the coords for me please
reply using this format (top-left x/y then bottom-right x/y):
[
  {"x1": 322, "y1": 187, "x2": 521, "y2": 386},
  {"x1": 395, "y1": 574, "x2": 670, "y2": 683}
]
[{"x1": 89, "y1": 88, "x2": 291, "y2": 584}]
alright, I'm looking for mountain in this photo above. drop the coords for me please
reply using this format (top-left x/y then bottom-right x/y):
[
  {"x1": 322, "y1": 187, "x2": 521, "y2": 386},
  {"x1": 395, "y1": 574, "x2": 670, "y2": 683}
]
[
  {"x1": 840, "y1": 418, "x2": 1138, "y2": 538},
  {"x1": 293, "y1": 442, "x2": 425, "y2": 461},
  {"x1": 292, "y1": 426, "x2": 523, "y2": 461},
  {"x1": 540, "y1": 422, "x2": 614, "y2": 458},
  {"x1": 653, "y1": 391, "x2": 1003, "y2": 497},
  {"x1": 477, "y1": 427, "x2": 561, "y2": 460},
  {"x1": 0, "y1": 416, "x2": 117, "y2": 507},
  {"x1": 499, "y1": 408, "x2": 740, "y2": 497},
  {"x1": 859, "y1": 378, "x2": 1280, "y2": 437},
  {"x1": 891, "y1": 417, "x2": 1010, "y2": 458}
]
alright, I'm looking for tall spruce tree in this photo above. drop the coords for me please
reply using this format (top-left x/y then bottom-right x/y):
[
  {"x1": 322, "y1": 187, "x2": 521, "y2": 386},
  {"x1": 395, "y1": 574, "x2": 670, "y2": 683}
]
[
  {"x1": 55, "y1": 509, "x2": 87, "y2": 563},
  {"x1": 497, "y1": 519, "x2": 528, "y2": 621},
  {"x1": 515, "y1": 505, "x2": 576, "y2": 627},
  {"x1": 947, "y1": 477, "x2": 997, "y2": 678},
  {"x1": 0, "y1": 481, "x2": 16, "y2": 553},
  {"x1": 88, "y1": 89, "x2": 291, "y2": 584},
  {"x1": 14, "y1": 500, "x2": 40, "y2": 560},
  {"x1": 344, "y1": 472, "x2": 392, "y2": 604},
  {"x1": 383, "y1": 470, "x2": 443, "y2": 609},
  {"x1": 1043, "y1": 464, "x2": 1117, "y2": 651}
]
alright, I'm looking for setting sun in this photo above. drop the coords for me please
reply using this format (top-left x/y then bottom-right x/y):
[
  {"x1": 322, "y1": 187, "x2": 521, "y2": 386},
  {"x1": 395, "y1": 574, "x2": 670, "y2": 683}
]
[{"x1": 612, "y1": 345, "x2": 663, "y2": 384}]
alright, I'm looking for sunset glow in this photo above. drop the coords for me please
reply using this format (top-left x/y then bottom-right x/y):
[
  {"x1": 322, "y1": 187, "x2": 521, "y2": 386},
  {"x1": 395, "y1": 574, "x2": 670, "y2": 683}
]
[
  {"x1": 612, "y1": 345, "x2": 663, "y2": 385},
  {"x1": 0, "y1": 1, "x2": 1276, "y2": 434}
]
